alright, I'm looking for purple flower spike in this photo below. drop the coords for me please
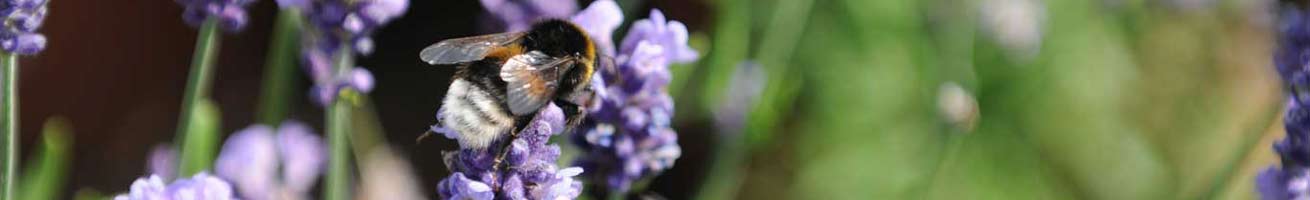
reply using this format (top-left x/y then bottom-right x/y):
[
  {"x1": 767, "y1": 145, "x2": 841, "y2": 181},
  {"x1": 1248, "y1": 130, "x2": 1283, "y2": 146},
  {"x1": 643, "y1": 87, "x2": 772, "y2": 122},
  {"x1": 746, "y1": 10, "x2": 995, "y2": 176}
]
[
  {"x1": 298, "y1": 0, "x2": 405, "y2": 106},
  {"x1": 174, "y1": 0, "x2": 254, "y2": 32},
  {"x1": 1260, "y1": 5, "x2": 1310, "y2": 200},
  {"x1": 114, "y1": 173, "x2": 238, "y2": 200},
  {"x1": 436, "y1": 103, "x2": 583, "y2": 199},
  {"x1": 1, "y1": 0, "x2": 48, "y2": 55},
  {"x1": 214, "y1": 121, "x2": 326, "y2": 200},
  {"x1": 572, "y1": 7, "x2": 698, "y2": 194}
]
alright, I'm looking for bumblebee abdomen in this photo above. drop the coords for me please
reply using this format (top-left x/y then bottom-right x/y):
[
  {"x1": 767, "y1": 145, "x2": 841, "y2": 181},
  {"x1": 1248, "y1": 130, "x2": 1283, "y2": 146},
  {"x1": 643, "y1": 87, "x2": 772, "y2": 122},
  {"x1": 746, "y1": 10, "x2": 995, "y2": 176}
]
[{"x1": 441, "y1": 79, "x2": 516, "y2": 149}]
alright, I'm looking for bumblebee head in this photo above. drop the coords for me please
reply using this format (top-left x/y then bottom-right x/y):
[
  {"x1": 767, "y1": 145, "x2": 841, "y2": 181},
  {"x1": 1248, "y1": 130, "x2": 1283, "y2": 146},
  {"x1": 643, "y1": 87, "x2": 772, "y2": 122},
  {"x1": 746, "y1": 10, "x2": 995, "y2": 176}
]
[{"x1": 524, "y1": 19, "x2": 597, "y2": 96}]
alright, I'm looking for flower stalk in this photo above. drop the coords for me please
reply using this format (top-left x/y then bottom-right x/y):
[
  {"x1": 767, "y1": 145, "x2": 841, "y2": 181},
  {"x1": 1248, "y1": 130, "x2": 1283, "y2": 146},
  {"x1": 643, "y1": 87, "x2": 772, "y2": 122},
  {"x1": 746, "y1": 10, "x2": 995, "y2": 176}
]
[
  {"x1": 325, "y1": 42, "x2": 354, "y2": 200},
  {"x1": 174, "y1": 17, "x2": 222, "y2": 176},
  {"x1": 256, "y1": 9, "x2": 304, "y2": 125},
  {"x1": 1, "y1": 51, "x2": 18, "y2": 200}
]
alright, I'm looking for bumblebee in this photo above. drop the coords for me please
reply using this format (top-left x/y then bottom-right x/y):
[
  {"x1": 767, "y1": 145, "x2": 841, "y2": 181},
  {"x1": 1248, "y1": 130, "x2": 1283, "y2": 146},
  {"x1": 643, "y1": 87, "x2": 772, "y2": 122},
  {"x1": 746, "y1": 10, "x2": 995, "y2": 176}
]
[{"x1": 420, "y1": 19, "x2": 597, "y2": 150}]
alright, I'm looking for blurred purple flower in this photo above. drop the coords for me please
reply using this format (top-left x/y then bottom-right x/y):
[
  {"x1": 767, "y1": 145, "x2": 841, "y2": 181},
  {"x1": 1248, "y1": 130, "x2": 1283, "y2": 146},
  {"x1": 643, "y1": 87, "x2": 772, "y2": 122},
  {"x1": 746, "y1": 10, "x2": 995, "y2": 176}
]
[
  {"x1": 175, "y1": 0, "x2": 254, "y2": 32},
  {"x1": 294, "y1": 0, "x2": 405, "y2": 106},
  {"x1": 480, "y1": 0, "x2": 578, "y2": 32},
  {"x1": 1, "y1": 0, "x2": 48, "y2": 55},
  {"x1": 436, "y1": 104, "x2": 583, "y2": 199},
  {"x1": 569, "y1": 0, "x2": 622, "y2": 56},
  {"x1": 214, "y1": 121, "x2": 326, "y2": 200},
  {"x1": 1262, "y1": 5, "x2": 1310, "y2": 200},
  {"x1": 571, "y1": 8, "x2": 697, "y2": 194},
  {"x1": 114, "y1": 173, "x2": 237, "y2": 200},
  {"x1": 148, "y1": 145, "x2": 179, "y2": 181}
]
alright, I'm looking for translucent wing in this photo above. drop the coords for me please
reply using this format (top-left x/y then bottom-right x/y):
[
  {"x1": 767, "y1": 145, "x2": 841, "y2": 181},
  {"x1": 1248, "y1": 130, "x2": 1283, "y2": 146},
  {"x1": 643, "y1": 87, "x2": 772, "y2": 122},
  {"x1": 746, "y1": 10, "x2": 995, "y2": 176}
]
[
  {"x1": 420, "y1": 32, "x2": 527, "y2": 65},
  {"x1": 500, "y1": 51, "x2": 575, "y2": 116}
]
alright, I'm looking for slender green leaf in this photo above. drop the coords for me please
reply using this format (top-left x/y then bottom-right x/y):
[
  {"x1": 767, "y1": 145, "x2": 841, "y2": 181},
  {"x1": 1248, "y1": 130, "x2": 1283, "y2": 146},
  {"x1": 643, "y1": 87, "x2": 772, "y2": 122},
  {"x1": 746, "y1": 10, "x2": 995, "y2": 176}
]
[
  {"x1": 18, "y1": 117, "x2": 72, "y2": 200},
  {"x1": 178, "y1": 99, "x2": 221, "y2": 176}
]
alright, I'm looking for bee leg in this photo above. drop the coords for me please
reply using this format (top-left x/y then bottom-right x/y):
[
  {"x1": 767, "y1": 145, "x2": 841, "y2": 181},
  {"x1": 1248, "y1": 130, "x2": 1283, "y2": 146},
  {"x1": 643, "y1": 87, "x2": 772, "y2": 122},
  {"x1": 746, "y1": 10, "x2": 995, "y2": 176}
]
[
  {"x1": 415, "y1": 130, "x2": 434, "y2": 144},
  {"x1": 489, "y1": 127, "x2": 522, "y2": 183}
]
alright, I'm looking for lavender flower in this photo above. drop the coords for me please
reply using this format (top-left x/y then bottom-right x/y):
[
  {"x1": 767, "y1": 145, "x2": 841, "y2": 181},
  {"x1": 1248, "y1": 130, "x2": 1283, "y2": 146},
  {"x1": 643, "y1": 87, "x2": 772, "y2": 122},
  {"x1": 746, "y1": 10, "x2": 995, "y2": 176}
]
[
  {"x1": 214, "y1": 121, "x2": 326, "y2": 200},
  {"x1": 569, "y1": 0, "x2": 622, "y2": 55},
  {"x1": 571, "y1": 8, "x2": 697, "y2": 193},
  {"x1": 480, "y1": 0, "x2": 578, "y2": 32},
  {"x1": 175, "y1": 0, "x2": 253, "y2": 32},
  {"x1": 113, "y1": 173, "x2": 237, "y2": 200},
  {"x1": 284, "y1": 0, "x2": 406, "y2": 105},
  {"x1": 1261, "y1": 5, "x2": 1310, "y2": 200},
  {"x1": 436, "y1": 104, "x2": 583, "y2": 200},
  {"x1": 148, "y1": 145, "x2": 179, "y2": 181},
  {"x1": 1, "y1": 0, "x2": 48, "y2": 55}
]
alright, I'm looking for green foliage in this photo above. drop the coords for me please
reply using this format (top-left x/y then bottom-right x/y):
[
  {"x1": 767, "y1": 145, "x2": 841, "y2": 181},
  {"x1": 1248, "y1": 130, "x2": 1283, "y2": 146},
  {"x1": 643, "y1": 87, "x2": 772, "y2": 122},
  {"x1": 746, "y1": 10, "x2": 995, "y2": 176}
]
[{"x1": 692, "y1": 0, "x2": 1281, "y2": 199}]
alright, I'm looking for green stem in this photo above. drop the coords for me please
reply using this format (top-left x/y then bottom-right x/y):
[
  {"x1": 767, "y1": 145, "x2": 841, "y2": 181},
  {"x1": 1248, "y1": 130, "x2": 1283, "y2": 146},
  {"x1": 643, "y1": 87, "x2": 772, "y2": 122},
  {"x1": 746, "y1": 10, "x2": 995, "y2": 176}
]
[
  {"x1": 174, "y1": 18, "x2": 222, "y2": 152},
  {"x1": 249, "y1": 13, "x2": 305, "y2": 192},
  {"x1": 256, "y1": 9, "x2": 304, "y2": 125},
  {"x1": 1, "y1": 50, "x2": 18, "y2": 200},
  {"x1": 325, "y1": 43, "x2": 354, "y2": 200}
]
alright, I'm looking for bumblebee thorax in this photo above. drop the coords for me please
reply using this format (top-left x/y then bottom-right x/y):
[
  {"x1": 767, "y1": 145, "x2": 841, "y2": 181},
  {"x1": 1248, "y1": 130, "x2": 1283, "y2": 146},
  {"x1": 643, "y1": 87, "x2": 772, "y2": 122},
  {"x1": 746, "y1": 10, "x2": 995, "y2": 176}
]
[{"x1": 523, "y1": 19, "x2": 595, "y2": 61}]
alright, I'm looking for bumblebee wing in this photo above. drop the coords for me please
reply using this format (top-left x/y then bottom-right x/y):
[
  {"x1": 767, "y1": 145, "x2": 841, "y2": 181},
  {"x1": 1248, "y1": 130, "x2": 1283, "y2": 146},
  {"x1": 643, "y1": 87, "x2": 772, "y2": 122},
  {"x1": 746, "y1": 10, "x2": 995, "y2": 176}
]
[
  {"x1": 420, "y1": 32, "x2": 527, "y2": 65},
  {"x1": 500, "y1": 51, "x2": 574, "y2": 116}
]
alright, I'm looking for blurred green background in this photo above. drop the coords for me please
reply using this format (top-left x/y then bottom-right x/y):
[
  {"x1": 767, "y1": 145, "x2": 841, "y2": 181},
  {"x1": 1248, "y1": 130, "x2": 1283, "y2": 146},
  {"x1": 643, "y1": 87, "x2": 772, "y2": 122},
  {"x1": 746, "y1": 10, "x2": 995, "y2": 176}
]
[{"x1": 679, "y1": 0, "x2": 1287, "y2": 199}]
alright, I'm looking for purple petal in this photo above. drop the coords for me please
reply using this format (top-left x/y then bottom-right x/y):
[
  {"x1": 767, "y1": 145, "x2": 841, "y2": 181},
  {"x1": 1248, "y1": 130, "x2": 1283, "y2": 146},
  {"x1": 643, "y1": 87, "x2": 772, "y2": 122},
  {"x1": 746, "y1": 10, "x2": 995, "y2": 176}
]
[
  {"x1": 570, "y1": 0, "x2": 622, "y2": 55},
  {"x1": 3, "y1": 33, "x2": 44, "y2": 55},
  {"x1": 343, "y1": 14, "x2": 365, "y2": 34},
  {"x1": 355, "y1": 37, "x2": 375, "y2": 55},
  {"x1": 218, "y1": 4, "x2": 248, "y2": 32},
  {"x1": 664, "y1": 21, "x2": 699, "y2": 63},
  {"x1": 276, "y1": 120, "x2": 326, "y2": 192},
  {"x1": 147, "y1": 144, "x2": 178, "y2": 181},
  {"x1": 164, "y1": 172, "x2": 237, "y2": 200},
  {"x1": 214, "y1": 125, "x2": 279, "y2": 199},
  {"x1": 275, "y1": 0, "x2": 309, "y2": 9},
  {"x1": 538, "y1": 103, "x2": 565, "y2": 134},
  {"x1": 527, "y1": 0, "x2": 577, "y2": 18},
  {"x1": 437, "y1": 173, "x2": 494, "y2": 200},
  {"x1": 359, "y1": 0, "x2": 409, "y2": 24},
  {"x1": 350, "y1": 67, "x2": 376, "y2": 93}
]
